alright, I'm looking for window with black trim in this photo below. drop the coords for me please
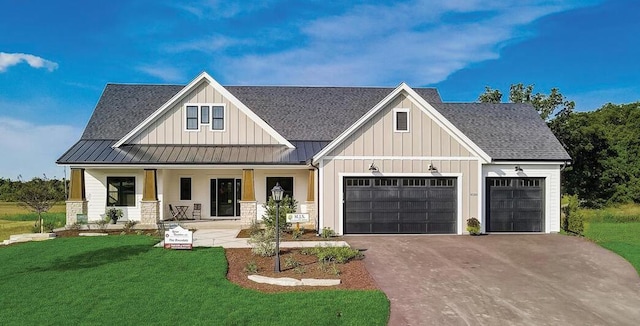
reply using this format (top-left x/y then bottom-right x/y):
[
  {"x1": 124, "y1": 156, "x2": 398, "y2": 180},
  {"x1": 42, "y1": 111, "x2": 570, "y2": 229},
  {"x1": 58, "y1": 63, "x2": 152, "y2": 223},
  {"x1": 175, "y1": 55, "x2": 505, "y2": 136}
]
[
  {"x1": 212, "y1": 106, "x2": 224, "y2": 130},
  {"x1": 180, "y1": 177, "x2": 192, "y2": 200},
  {"x1": 266, "y1": 177, "x2": 294, "y2": 201},
  {"x1": 107, "y1": 177, "x2": 135, "y2": 207},
  {"x1": 186, "y1": 106, "x2": 198, "y2": 130}
]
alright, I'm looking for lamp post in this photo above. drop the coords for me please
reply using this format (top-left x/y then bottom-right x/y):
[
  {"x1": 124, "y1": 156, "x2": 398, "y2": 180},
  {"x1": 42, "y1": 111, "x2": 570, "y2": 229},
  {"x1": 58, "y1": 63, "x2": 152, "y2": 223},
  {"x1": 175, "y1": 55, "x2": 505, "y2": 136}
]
[{"x1": 271, "y1": 182, "x2": 284, "y2": 272}]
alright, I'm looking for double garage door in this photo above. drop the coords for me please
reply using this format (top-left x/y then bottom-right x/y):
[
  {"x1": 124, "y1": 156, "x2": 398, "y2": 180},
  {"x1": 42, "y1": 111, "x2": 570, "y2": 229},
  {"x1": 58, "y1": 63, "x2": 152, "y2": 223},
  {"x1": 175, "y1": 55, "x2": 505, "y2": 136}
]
[
  {"x1": 343, "y1": 176, "x2": 546, "y2": 234},
  {"x1": 344, "y1": 177, "x2": 457, "y2": 234}
]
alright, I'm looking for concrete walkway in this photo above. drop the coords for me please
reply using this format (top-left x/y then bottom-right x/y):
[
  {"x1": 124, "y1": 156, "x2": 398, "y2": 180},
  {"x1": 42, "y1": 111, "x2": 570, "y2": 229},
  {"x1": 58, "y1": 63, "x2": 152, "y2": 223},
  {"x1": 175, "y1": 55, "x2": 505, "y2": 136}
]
[{"x1": 159, "y1": 220, "x2": 348, "y2": 248}]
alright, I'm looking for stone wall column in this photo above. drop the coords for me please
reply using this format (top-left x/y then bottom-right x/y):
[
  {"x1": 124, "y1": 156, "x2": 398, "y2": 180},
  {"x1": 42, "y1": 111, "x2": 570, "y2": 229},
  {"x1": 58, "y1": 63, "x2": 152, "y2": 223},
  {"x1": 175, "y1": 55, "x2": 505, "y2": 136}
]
[
  {"x1": 66, "y1": 168, "x2": 87, "y2": 226},
  {"x1": 140, "y1": 169, "x2": 159, "y2": 227},
  {"x1": 240, "y1": 201, "x2": 257, "y2": 227}
]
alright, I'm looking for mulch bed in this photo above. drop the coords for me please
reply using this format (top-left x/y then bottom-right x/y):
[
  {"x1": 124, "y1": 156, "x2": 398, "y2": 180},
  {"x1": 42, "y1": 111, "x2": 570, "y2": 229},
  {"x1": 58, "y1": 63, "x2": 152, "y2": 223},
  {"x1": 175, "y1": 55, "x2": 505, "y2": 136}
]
[
  {"x1": 225, "y1": 248, "x2": 379, "y2": 293},
  {"x1": 236, "y1": 228, "x2": 343, "y2": 241}
]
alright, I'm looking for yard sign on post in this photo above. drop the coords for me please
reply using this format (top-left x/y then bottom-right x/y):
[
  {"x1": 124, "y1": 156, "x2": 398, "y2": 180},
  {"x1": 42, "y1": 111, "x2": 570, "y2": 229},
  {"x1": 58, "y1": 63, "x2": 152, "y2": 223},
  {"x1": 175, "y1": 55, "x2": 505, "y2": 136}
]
[
  {"x1": 286, "y1": 213, "x2": 310, "y2": 231},
  {"x1": 164, "y1": 225, "x2": 193, "y2": 250}
]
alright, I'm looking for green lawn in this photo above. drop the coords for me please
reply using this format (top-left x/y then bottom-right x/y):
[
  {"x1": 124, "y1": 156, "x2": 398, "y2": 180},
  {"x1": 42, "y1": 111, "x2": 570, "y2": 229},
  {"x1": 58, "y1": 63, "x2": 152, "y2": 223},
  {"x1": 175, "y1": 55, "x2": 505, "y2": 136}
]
[
  {"x1": 0, "y1": 236, "x2": 389, "y2": 325},
  {"x1": 583, "y1": 222, "x2": 640, "y2": 274}
]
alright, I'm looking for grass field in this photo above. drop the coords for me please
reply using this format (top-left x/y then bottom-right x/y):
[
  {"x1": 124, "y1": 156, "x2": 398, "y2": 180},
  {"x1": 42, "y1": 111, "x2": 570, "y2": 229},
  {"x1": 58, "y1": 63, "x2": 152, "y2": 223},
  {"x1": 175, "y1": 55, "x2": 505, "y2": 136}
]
[
  {"x1": 0, "y1": 236, "x2": 389, "y2": 325},
  {"x1": 580, "y1": 203, "x2": 640, "y2": 275},
  {"x1": 0, "y1": 202, "x2": 66, "y2": 241}
]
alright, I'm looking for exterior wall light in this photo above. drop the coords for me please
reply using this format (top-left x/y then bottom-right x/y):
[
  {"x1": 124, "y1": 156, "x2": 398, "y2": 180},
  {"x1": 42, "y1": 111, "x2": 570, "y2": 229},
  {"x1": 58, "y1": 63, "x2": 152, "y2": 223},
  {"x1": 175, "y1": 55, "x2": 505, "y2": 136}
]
[{"x1": 515, "y1": 165, "x2": 524, "y2": 172}]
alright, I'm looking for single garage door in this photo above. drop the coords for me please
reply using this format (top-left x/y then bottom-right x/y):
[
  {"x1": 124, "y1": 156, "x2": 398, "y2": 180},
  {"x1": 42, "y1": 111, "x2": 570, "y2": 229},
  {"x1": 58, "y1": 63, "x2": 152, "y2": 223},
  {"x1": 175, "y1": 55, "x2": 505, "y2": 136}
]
[
  {"x1": 487, "y1": 178, "x2": 545, "y2": 232},
  {"x1": 344, "y1": 177, "x2": 457, "y2": 234}
]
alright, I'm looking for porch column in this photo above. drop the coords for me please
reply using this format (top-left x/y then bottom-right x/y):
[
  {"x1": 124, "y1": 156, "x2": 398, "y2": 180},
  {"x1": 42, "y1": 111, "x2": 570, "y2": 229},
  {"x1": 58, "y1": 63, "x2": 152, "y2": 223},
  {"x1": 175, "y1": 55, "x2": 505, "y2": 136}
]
[
  {"x1": 239, "y1": 169, "x2": 257, "y2": 226},
  {"x1": 140, "y1": 169, "x2": 159, "y2": 227},
  {"x1": 66, "y1": 168, "x2": 87, "y2": 226},
  {"x1": 304, "y1": 169, "x2": 317, "y2": 230}
]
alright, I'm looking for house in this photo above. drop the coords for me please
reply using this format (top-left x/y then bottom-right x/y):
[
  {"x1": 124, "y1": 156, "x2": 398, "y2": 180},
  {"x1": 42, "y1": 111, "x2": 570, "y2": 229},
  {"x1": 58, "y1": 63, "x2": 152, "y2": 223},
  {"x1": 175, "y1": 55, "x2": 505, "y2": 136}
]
[{"x1": 57, "y1": 72, "x2": 570, "y2": 234}]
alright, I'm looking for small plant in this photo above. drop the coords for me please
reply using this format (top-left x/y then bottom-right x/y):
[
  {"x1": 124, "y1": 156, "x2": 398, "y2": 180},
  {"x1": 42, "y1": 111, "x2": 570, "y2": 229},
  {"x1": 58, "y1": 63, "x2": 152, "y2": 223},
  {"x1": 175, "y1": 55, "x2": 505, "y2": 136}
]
[
  {"x1": 300, "y1": 247, "x2": 315, "y2": 255},
  {"x1": 466, "y1": 217, "x2": 481, "y2": 235},
  {"x1": 96, "y1": 218, "x2": 109, "y2": 232},
  {"x1": 562, "y1": 194, "x2": 584, "y2": 235},
  {"x1": 105, "y1": 207, "x2": 123, "y2": 224},
  {"x1": 136, "y1": 230, "x2": 144, "y2": 235},
  {"x1": 248, "y1": 219, "x2": 263, "y2": 236},
  {"x1": 321, "y1": 227, "x2": 335, "y2": 239},
  {"x1": 248, "y1": 227, "x2": 277, "y2": 257},
  {"x1": 33, "y1": 220, "x2": 56, "y2": 233},
  {"x1": 293, "y1": 266, "x2": 306, "y2": 274},
  {"x1": 291, "y1": 226, "x2": 305, "y2": 240},
  {"x1": 284, "y1": 256, "x2": 302, "y2": 269},
  {"x1": 318, "y1": 260, "x2": 340, "y2": 276},
  {"x1": 243, "y1": 261, "x2": 259, "y2": 274},
  {"x1": 307, "y1": 245, "x2": 363, "y2": 264},
  {"x1": 67, "y1": 222, "x2": 82, "y2": 231},
  {"x1": 123, "y1": 220, "x2": 138, "y2": 232}
]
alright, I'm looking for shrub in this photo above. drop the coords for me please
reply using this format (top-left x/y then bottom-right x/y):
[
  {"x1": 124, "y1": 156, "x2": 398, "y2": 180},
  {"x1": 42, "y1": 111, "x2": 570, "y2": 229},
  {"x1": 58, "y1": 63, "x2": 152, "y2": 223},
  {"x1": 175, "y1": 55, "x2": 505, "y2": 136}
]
[
  {"x1": 318, "y1": 261, "x2": 341, "y2": 276},
  {"x1": 248, "y1": 219, "x2": 262, "y2": 236},
  {"x1": 293, "y1": 266, "x2": 306, "y2": 274},
  {"x1": 320, "y1": 227, "x2": 335, "y2": 239},
  {"x1": 309, "y1": 245, "x2": 363, "y2": 264},
  {"x1": 244, "y1": 261, "x2": 259, "y2": 274},
  {"x1": 261, "y1": 196, "x2": 297, "y2": 230},
  {"x1": 291, "y1": 226, "x2": 304, "y2": 240},
  {"x1": 248, "y1": 227, "x2": 277, "y2": 257},
  {"x1": 123, "y1": 220, "x2": 138, "y2": 232},
  {"x1": 284, "y1": 256, "x2": 302, "y2": 269},
  {"x1": 33, "y1": 220, "x2": 56, "y2": 233},
  {"x1": 96, "y1": 218, "x2": 109, "y2": 232},
  {"x1": 67, "y1": 222, "x2": 82, "y2": 231},
  {"x1": 562, "y1": 195, "x2": 584, "y2": 235},
  {"x1": 466, "y1": 217, "x2": 481, "y2": 235}
]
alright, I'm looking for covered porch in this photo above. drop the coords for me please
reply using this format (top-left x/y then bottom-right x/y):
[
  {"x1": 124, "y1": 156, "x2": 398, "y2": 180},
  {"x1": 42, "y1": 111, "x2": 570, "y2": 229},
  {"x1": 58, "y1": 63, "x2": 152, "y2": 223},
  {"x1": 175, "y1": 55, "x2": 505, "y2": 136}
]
[{"x1": 65, "y1": 166, "x2": 318, "y2": 228}]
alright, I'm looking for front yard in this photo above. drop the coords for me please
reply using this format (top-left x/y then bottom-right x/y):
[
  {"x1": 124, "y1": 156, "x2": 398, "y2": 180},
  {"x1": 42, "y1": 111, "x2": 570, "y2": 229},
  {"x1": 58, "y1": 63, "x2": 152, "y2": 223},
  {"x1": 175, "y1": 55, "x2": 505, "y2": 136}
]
[{"x1": 0, "y1": 235, "x2": 389, "y2": 325}]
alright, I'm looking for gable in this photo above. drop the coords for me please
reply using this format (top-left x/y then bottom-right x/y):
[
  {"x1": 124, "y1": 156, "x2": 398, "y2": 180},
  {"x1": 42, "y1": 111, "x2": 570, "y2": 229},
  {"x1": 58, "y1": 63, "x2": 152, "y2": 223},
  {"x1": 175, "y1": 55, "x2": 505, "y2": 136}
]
[
  {"x1": 130, "y1": 80, "x2": 280, "y2": 145},
  {"x1": 114, "y1": 72, "x2": 293, "y2": 148},
  {"x1": 326, "y1": 94, "x2": 473, "y2": 158}
]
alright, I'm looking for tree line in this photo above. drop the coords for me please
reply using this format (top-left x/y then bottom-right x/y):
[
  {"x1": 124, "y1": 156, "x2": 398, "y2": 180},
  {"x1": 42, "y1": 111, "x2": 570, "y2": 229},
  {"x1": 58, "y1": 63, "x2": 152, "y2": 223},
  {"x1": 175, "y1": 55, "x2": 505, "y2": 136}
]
[
  {"x1": 0, "y1": 177, "x2": 67, "y2": 202},
  {"x1": 479, "y1": 84, "x2": 640, "y2": 207}
]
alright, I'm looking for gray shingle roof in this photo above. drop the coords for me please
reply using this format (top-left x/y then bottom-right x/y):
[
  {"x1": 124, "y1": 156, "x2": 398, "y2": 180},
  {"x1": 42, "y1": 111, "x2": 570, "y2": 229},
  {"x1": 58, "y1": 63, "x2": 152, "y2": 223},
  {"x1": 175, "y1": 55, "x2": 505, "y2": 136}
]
[
  {"x1": 432, "y1": 103, "x2": 571, "y2": 161},
  {"x1": 64, "y1": 82, "x2": 570, "y2": 164}
]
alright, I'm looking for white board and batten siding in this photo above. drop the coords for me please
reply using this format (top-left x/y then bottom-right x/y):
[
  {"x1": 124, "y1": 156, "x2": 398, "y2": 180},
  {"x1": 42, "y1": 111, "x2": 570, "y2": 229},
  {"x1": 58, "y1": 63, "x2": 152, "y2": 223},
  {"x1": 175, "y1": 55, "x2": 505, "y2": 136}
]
[
  {"x1": 131, "y1": 80, "x2": 279, "y2": 145},
  {"x1": 321, "y1": 93, "x2": 481, "y2": 235},
  {"x1": 84, "y1": 169, "x2": 146, "y2": 222},
  {"x1": 483, "y1": 164, "x2": 562, "y2": 233}
]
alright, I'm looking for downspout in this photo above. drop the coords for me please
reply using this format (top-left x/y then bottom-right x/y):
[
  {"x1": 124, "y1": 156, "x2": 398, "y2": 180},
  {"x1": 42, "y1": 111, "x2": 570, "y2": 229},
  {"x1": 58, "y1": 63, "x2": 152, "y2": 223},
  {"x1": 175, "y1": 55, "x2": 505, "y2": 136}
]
[{"x1": 308, "y1": 161, "x2": 320, "y2": 235}]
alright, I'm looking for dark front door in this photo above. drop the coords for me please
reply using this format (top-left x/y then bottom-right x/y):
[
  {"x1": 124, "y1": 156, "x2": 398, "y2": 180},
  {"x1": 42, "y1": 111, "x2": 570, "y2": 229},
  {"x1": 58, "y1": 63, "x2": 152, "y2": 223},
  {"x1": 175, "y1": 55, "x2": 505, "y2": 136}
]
[
  {"x1": 486, "y1": 178, "x2": 545, "y2": 232},
  {"x1": 210, "y1": 178, "x2": 240, "y2": 217},
  {"x1": 344, "y1": 177, "x2": 457, "y2": 234}
]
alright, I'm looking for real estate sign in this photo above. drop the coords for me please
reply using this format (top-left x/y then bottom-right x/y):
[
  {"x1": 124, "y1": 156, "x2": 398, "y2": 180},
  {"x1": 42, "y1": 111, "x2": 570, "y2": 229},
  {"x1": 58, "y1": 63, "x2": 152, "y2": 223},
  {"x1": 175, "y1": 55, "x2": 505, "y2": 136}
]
[
  {"x1": 164, "y1": 225, "x2": 193, "y2": 250},
  {"x1": 286, "y1": 213, "x2": 309, "y2": 223}
]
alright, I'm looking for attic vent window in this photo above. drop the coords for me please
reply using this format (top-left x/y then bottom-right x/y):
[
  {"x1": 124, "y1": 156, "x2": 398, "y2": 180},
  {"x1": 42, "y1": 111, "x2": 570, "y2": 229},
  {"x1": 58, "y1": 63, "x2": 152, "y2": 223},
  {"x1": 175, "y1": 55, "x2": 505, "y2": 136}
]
[{"x1": 394, "y1": 108, "x2": 410, "y2": 132}]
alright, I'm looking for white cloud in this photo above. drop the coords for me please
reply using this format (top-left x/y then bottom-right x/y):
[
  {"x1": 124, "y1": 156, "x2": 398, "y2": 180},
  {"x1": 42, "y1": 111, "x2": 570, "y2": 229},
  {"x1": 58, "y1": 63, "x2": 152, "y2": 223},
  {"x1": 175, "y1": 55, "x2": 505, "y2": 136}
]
[
  {"x1": 0, "y1": 117, "x2": 81, "y2": 180},
  {"x1": 173, "y1": 0, "x2": 278, "y2": 19},
  {"x1": 137, "y1": 65, "x2": 186, "y2": 82},
  {"x1": 217, "y1": 0, "x2": 596, "y2": 86},
  {"x1": 167, "y1": 35, "x2": 239, "y2": 53},
  {"x1": 0, "y1": 52, "x2": 58, "y2": 73},
  {"x1": 568, "y1": 86, "x2": 640, "y2": 111}
]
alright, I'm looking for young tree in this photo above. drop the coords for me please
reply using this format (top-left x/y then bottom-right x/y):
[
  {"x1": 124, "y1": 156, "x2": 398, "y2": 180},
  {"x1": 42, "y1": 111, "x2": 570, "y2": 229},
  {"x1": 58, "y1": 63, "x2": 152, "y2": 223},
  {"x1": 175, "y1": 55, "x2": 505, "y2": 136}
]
[{"x1": 16, "y1": 176, "x2": 65, "y2": 233}]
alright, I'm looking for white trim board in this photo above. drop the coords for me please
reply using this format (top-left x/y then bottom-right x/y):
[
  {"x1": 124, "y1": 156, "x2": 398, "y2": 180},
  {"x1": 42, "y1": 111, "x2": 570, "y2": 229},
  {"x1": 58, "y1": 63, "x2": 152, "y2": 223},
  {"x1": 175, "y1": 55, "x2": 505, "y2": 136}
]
[
  {"x1": 113, "y1": 72, "x2": 294, "y2": 149},
  {"x1": 325, "y1": 156, "x2": 480, "y2": 161},
  {"x1": 66, "y1": 164, "x2": 311, "y2": 170}
]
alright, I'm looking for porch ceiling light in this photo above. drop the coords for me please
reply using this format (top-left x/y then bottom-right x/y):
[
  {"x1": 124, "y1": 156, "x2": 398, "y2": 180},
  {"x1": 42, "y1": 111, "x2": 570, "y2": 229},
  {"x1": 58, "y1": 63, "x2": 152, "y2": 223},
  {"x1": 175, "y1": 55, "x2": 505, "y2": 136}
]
[{"x1": 271, "y1": 182, "x2": 284, "y2": 202}]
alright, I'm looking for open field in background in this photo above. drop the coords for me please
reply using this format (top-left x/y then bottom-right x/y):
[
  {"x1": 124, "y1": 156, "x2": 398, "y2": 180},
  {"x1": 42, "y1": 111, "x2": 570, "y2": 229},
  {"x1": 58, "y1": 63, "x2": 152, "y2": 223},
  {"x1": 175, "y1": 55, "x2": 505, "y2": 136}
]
[
  {"x1": 0, "y1": 236, "x2": 389, "y2": 325},
  {"x1": 0, "y1": 202, "x2": 66, "y2": 241},
  {"x1": 579, "y1": 203, "x2": 640, "y2": 275}
]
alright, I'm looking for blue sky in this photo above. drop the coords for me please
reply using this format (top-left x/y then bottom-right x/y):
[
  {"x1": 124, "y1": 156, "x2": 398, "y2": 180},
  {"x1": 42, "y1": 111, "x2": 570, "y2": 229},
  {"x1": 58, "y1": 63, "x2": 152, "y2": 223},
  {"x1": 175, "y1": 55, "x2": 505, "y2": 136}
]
[{"x1": 1, "y1": 0, "x2": 638, "y2": 179}]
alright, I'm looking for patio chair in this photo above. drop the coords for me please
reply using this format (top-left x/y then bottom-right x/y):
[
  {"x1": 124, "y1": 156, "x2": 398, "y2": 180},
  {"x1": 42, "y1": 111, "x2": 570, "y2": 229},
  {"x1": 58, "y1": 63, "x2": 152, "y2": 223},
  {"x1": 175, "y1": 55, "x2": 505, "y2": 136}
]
[
  {"x1": 168, "y1": 204, "x2": 180, "y2": 221},
  {"x1": 192, "y1": 203, "x2": 202, "y2": 220}
]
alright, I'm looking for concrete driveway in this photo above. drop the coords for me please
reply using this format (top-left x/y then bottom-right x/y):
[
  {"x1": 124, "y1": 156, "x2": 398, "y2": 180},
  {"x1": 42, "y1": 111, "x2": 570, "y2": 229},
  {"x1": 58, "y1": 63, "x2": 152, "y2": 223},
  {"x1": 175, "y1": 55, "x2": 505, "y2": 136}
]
[{"x1": 346, "y1": 234, "x2": 640, "y2": 326}]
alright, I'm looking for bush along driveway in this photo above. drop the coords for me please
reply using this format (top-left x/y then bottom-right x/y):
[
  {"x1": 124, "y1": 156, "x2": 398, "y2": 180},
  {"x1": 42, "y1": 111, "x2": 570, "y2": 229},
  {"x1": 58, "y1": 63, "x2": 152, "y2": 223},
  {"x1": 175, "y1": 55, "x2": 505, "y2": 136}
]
[{"x1": 347, "y1": 234, "x2": 640, "y2": 326}]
